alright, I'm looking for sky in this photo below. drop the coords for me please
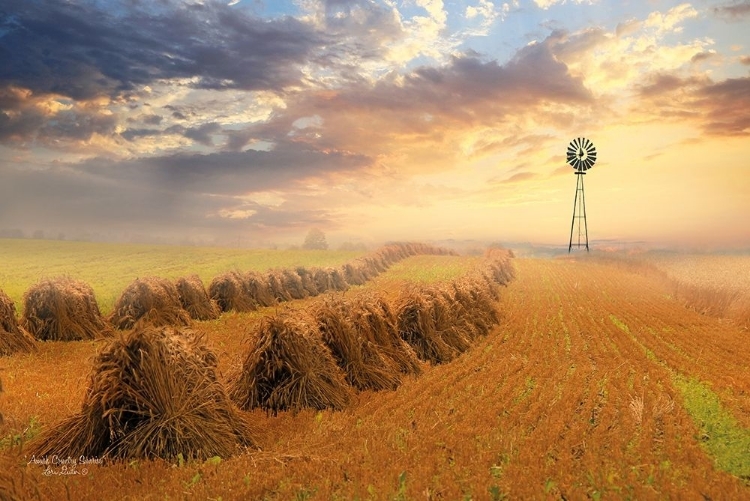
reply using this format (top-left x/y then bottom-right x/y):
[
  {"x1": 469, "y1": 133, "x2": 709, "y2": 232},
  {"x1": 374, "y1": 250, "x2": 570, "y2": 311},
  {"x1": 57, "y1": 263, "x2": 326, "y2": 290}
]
[{"x1": 1, "y1": 0, "x2": 749, "y2": 249}]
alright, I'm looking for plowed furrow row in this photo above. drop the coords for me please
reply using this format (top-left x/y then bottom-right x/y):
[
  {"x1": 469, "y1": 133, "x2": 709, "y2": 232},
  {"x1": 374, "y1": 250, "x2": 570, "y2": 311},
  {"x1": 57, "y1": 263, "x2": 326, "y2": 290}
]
[
  {"x1": 491, "y1": 258, "x2": 747, "y2": 499},
  {"x1": 579, "y1": 261, "x2": 750, "y2": 428}
]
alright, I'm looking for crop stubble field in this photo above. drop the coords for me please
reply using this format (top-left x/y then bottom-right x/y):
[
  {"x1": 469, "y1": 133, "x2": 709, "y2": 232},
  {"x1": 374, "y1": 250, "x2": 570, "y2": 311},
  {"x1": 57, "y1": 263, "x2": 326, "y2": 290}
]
[{"x1": 1, "y1": 243, "x2": 749, "y2": 500}]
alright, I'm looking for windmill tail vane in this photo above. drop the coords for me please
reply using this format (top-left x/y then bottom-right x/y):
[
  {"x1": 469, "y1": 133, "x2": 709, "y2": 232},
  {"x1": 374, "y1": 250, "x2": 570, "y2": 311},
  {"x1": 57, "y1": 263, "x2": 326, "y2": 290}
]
[{"x1": 566, "y1": 137, "x2": 597, "y2": 252}]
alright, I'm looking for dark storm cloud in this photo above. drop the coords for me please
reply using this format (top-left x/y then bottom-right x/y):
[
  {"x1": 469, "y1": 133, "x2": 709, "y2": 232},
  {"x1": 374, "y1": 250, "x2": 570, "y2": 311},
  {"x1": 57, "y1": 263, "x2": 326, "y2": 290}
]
[
  {"x1": 0, "y1": 108, "x2": 44, "y2": 142},
  {"x1": 184, "y1": 122, "x2": 222, "y2": 146},
  {"x1": 77, "y1": 139, "x2": 372, "y2": 197},
  {"x1": 0, "y1": 139, "x2": 368, "y2": 236},
  {"x1": 163, "y1": 105, "x2": 189, "y2": 120},
  {"x1": 143, "y1": 114, "x2": 163, "y2": 125},
  {"x1": 0, "y1": 0, "x2": 325, "y2": 101},
  {"x1": 40, "y1": 110, "x2": 119, "y2": 141},
  {"x1": 119, "y1": 127, "x2": 164, "y2": 142},
  {"x1": 712, "y1": 1, "x2": 750, "y2": 20}
]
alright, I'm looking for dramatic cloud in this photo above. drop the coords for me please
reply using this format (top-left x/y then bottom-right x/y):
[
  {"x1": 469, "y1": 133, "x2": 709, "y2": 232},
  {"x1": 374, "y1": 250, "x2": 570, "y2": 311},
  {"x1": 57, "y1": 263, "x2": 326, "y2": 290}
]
[
  {"x1": 0, "y1": 0, "x2": 324, "y2": 99},
  {"x1": 0, "y1": 138, "x2": 371, "y2": 240},
  {"x1": 0, "y1": 0, "x2": 747, "y2": 247},
  {"x1": 695, "y1": 77, "x2": 750, "y2": 135},
  {"x1": 633, "y1": 72, "x2": 750, "y2": 136}
]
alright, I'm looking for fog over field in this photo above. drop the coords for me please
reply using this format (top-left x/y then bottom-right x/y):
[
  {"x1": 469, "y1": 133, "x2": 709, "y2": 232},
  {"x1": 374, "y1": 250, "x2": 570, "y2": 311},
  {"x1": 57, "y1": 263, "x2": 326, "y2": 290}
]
[{"x1": 1, "y1": 0, "x2": 749, "y2": 249}]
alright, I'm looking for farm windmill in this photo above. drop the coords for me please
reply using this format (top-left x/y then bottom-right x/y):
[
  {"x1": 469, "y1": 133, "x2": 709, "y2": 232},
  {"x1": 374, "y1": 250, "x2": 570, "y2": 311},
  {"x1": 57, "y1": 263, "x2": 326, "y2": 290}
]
[{"x1": 566, "y1": 137, "x2": 596, "y2": 252}]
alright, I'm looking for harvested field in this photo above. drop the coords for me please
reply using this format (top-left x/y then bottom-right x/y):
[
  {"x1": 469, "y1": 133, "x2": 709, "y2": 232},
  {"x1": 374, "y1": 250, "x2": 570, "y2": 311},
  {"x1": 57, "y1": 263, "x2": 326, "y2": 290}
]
[
  {"x1": 647, "y1": 253, "x2": 750, "y2": 290},
  {"x1": 650, "y1": 254, "x2": 750, "y2": 330},
  {"x1": 2, "y1": 250, "x2": 749, "y2": 500},
  {"x1": 265, "y1": 270, "x2": 293, "y2": 304},
  {"x1": 584, "y1": 251, "x2": 750, "y2": 330},
  {"x1": 244, "y1": 271, "x2": 276, "y2": 308}
]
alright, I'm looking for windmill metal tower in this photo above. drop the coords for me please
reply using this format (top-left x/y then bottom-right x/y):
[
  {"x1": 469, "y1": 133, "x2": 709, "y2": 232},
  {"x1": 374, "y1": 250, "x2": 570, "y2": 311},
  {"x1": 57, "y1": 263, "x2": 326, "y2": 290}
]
[{"x1": 566, "y1": 137, "x2": 597, "y2": 252}]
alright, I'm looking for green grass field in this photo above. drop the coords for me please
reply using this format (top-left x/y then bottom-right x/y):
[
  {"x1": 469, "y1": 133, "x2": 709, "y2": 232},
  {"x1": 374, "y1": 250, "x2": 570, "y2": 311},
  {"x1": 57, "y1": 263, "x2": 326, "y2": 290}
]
[
  {"x1": 0, "y1": 239, "x2": 364, "y2": 314},
  {"x1": 368, "y1": 254, "x2": 481, "y2": 291}
]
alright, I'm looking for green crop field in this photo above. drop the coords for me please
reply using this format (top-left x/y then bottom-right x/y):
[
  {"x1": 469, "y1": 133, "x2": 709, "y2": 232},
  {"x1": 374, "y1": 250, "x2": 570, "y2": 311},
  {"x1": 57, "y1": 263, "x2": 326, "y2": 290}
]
[{"x1": 0, "y1": 238, "x2": 363, "y2": 314}]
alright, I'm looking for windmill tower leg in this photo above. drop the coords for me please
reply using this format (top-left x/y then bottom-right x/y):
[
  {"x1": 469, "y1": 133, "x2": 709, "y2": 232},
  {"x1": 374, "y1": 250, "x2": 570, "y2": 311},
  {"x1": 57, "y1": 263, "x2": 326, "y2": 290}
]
[
  {"x1": 581, "y1": 174, "x2": 589, "y2": 251},
  {"x1": 568, "y1": 172, "x2": 589, "y2": 252}
]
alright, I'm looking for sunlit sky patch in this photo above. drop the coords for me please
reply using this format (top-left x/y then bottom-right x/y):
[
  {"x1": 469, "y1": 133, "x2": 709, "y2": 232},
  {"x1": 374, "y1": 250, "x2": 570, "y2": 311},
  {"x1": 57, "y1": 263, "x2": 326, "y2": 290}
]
[{"x1": 0, "y1": 0, "x2": 748, "y2": 248}]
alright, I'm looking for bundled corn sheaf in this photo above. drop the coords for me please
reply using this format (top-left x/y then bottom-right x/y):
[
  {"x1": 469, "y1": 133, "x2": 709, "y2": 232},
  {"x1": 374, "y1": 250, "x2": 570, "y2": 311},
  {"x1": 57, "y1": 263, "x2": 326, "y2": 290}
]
[
  {"x1": 280, "y1": 269, "x2": 308, "y2": 300},
  {"x1": 390, "y1": 247, "x2": 513, "y2": 364},
  {"x1": 109, "y1": 277, "x2": 191, "y2": 330},
  {"x1": 423, "y1": 286, "x2": 473, "y2": 353},
  {"x1": 229, "y1": 313, "x2": 352, "y2": 414},
  {"x1": 208, "y1": 242, "x2": 456, "y2": 314},
  {"x1": 0, "y1": 289, "x2": 36, "y2": 356},
  {"x1": 452, "y1": 278, "x2": 499, "y2": 337},
  {"x1": 21, "y1": 277, "x2": 112, "y2": 341},
  {"x1": 328, "y1": 268, "x2": 349, "y2": 292},
  {"x1": 229, "y1": 244, "x2": 515, "y2": 412},
  {"x1": 175, "y1": 275, "x2": 221, "y2": 321},
  {"x1": 311, "y1": 297, "x2": 401, "y2": 391},
  {"x1": 347, "y1": 292, "x2": 421, "y2": 376},
  {"x1": 394, "y1": 286, "x2": 460, "y2": 364},
  {"x1": 208, "y1": 271, "x2": 258, "y2": 313},
  {"x1": 295, "y1": 267, "x2": 320, "y2": 297},
  {"x1": 28, "y1": 326, "x2": 253, "y2": 460},
  {"x1": 244, "y1": 271, "x2": 276, "y2": 307},
  {"x1": 311, "y1": 267, "x2": 335, "y2": 293},
  {"x1": 341, "y1": 263, "x2": 368, "y2": 286},
  {"x1": 266, "y1": 270, "x2": 293, "y2": 304},
  {"x1": 481, "y1": 247, "x2": 516, "y2": 286}
]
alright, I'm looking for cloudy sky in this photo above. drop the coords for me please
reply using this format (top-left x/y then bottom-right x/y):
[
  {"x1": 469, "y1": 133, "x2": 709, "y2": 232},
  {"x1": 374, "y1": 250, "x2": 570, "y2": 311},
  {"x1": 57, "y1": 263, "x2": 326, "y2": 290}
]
[{"x1": 1, "y1": 0, "x2": 748, "y2": 248}]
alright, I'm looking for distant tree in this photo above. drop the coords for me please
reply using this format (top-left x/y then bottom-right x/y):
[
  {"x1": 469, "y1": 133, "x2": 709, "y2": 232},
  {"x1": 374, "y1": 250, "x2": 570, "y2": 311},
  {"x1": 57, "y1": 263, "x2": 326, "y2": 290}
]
[
  {"x1": 32, "y1": 230, "x2": 44, "y2": 239},
  {"x1": 303, "y1": 228, "x2": 328, "y2": 250}
]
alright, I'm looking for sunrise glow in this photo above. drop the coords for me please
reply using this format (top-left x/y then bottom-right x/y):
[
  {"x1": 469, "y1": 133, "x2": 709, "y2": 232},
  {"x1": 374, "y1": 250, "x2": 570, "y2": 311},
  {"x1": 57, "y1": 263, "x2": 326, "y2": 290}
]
[{"x1": 1, "y1": 1, "x2": 748, "y2": 249}]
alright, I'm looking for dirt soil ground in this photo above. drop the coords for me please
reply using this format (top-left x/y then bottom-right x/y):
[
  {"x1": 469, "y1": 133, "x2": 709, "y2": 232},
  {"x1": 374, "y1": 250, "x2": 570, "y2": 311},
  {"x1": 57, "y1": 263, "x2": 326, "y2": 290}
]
[{"x1": 2, "y1": 257, "x2": 749, "y2": 500}]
